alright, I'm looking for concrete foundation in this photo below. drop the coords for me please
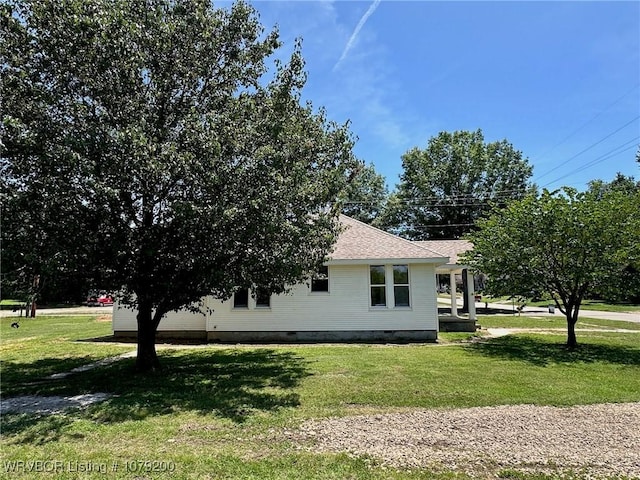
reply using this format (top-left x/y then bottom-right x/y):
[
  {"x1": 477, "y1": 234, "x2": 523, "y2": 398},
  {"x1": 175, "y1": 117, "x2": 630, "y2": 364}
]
[
  {"x1": 438, "y1": 317, "x2": 478, "y2": 332},
  {"x1": 114, "y1": 329, "x2": 437, "y2": 343},
  {"x1": 208, "y1": 329, "x2": 438, "y2": 343}
]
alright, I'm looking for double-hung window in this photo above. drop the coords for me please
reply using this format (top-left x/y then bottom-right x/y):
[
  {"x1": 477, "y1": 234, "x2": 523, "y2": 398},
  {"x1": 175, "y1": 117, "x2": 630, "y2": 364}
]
[
  {"x1": 311, "y1": 265, "x2": 329, "y2": 293},
  {"x1": 370, "y1": 265, "x2": 386, "y2": 307},
  {"x1": 255, "y1": 288, "x2": 271, "y2": 308},
  {"x1": 233, "y1": 288, "x2": 249, "y2": 308},
  {"x1": 234, "y1": 287, "x2": 271, "y2": 309},
  {"x1": 370, "y1": 264, "x2": 410, "y2": 308},
  {"x1": 393, "y1": 265, "x2": 410, "y2": 307}
]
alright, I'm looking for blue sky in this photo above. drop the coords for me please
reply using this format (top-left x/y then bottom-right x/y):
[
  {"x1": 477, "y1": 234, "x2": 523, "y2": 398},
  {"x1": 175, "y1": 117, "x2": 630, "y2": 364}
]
[{"x1": 237, "y1": 1, "x2": 639, "y2": 191}]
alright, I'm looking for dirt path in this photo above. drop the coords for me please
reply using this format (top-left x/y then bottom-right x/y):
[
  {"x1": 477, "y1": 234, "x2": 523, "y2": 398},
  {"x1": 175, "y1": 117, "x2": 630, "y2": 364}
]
[{"x1": 292, "y1": 402, "x2": 640, "y2": 478}]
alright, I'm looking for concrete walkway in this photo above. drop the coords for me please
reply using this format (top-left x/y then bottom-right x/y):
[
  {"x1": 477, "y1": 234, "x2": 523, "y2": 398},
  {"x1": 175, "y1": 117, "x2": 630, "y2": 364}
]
[
  {"x1": 481, "y1": 301, "x2": 640, "y2": 324},
  {"x1": 438, "y1": 297, "x2": 639, "y2": 324},
  {"x1": 5, "y1": 301, "x2": 638, "y2": 323},
  {"x1": 0, "y1": 305, "x2": 111, "y2": 317}
]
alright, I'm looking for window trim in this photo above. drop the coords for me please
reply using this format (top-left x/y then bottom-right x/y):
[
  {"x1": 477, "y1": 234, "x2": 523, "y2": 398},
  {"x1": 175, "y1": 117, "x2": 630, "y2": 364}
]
[
  {"x1": 392, "y1": 264, "x2": 411, "y2": 308},
  {"x1": 368, "y1": 264, "x2": 412, "y2": 310},
  {"x1": 369, "y1": 265, "x2": 387, "y2": 307},
  {"x1": 255, "y1": 288, "x2": 271, "y2": 309},
  {"x1": 310, "y1": 265, "x2": 330, "y2": 294},
  {"x1": 233, "y1": 288, "x2": 249, "y2": 309}
]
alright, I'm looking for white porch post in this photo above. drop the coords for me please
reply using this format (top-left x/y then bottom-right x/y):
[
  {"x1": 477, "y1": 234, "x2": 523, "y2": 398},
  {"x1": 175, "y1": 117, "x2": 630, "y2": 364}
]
[
  {"x1": 450, "y1": 271, "x2": 458, "y2": 317},
  {"x1": 466, "y1": 269, "x2": 476, "y2": 321}
]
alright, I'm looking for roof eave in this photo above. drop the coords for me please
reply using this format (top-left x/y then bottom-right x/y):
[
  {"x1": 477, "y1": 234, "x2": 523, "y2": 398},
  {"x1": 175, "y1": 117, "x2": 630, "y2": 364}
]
[{"x1": 326, "y1": 257, "x2": 450, "y2": 266}]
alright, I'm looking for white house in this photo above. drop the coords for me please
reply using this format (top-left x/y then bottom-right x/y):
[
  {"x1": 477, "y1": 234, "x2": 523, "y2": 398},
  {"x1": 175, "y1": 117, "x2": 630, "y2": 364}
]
[{"x1": 112, "y1": 215, "x2": 450, "y2": 342}]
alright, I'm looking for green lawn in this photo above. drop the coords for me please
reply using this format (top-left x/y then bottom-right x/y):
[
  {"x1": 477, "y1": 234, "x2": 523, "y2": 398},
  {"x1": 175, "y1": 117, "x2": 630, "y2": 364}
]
[{"x1": 1, "y1": 315, "x2": 639, "y2": 479}]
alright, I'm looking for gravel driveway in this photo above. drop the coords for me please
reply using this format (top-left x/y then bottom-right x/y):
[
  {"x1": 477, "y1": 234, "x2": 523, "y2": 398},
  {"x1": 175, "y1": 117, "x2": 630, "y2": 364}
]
[{"x1": 292, "y1": 402, "x2": 640, "y2": 478}]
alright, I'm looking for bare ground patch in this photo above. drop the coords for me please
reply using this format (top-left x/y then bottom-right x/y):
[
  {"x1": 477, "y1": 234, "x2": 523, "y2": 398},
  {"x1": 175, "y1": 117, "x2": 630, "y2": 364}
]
[{"x1": 289, "y1": 403, "x2": 640, "y2": 478}]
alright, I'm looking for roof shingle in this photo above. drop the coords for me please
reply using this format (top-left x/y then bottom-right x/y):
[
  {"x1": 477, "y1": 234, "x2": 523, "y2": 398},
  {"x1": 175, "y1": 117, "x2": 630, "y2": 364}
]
[
  {"x1": 329, "y1": 215, "x2": 447, "y2": 263},
  {"x1": 413, "y1": 240, "x2": 472, "y2": 265}
]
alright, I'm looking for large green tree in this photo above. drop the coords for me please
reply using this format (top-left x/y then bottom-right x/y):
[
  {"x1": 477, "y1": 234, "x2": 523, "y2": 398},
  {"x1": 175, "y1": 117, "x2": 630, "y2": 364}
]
[
  {"x1": 388, "y1": 129, "x2": 534, "y2": 240},
  {"x1": 1, "y1": 0, "x2": 359, "y2": 371},
  {"x1": 464, "y1": 188, "x2": 640, "y2": 348},
  {"x1": 339, "y1": 163, "x2": 388, "y2": 224},
  {"x1": 586, "y1": 173, "x2": 640, "y2": 302}
]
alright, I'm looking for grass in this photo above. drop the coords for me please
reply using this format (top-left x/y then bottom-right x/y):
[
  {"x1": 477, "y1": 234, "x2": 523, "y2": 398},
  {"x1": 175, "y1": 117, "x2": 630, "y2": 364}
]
[
  {"x1": 0, "y1": 299, "x2": 22, "y2": 304},
  {"x1": 1, "y1": 314, "x2": 639, "y2": 479}
]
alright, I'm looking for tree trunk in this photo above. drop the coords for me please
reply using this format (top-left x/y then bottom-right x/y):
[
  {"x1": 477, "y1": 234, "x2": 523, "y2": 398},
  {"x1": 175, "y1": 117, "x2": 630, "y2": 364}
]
[
  {"x1": 566, "y1": 311, "x2": 578, "y2": 349},
  {"x1": 136, "y1": 300, "x2": 161, "y2": 372},
  {"x1": 566, "y1": 320, "x2": 577, "y2": 348}
]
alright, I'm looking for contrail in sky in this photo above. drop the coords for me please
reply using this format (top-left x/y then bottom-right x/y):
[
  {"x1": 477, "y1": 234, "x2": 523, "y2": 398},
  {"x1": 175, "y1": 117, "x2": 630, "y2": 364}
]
[{"x1": 334, "y1": 0, "x2": 382, "y2": 71}]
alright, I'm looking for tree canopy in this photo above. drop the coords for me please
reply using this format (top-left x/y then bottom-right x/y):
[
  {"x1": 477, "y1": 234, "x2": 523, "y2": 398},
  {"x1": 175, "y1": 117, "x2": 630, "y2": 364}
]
[
  {"x1": 464, "y1": 187, "x2": 640, "y2": 347},
  {"x1": 586, "y1": 173, "x2": 640, "y2": 302},
  {"x1": 339, "y1": 163, "x2": 388, "y2": 225},
  {"x1": 386, "y1": 129, "x2": 534, "y2": 240},
  {"x1": 1, "y1": 0, "x2": 359, "y2": 370}
]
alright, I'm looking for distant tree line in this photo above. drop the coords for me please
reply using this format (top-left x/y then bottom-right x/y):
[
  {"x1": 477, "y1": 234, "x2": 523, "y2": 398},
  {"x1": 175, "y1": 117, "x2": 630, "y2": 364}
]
[{"x1": 343, "y1": 133, "x2": 639, "y2": 311}]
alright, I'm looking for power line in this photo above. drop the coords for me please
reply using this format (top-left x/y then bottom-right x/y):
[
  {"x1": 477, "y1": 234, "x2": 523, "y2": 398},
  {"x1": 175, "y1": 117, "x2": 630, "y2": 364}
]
[
  {"x1": 534, "y1": 115, "x2": 640, "y2": 183},
  {"x1": 542, "y1": 137, "x2": 640, "y2": 188},
  {"x1": 532, "y1": 82, "x2": 640, "y2": 165}
]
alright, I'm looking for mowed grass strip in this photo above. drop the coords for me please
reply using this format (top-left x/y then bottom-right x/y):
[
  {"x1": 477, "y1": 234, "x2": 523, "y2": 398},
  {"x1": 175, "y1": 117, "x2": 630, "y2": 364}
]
[{"x1": 1, "y1": 315, "x2": 639, "y2": 479}]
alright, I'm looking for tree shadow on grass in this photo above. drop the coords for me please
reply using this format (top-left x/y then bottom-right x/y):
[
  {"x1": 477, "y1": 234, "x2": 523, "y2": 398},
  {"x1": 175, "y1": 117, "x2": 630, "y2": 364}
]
[
  {"x1": 466, "y1": 335, "x2": 640, "y2": 367},
  {"x1": 1, "y1": 413, "x2": 82, "y2": 446},
  {"x1": 1, "y1": 356, "x2": 109, "y2": 397},
  {"x1": 1, "y1": 348, "x2": 310, "y2": 444}
]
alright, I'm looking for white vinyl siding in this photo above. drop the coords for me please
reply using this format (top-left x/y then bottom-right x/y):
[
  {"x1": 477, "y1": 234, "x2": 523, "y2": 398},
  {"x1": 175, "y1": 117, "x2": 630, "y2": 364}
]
[
  {"x1": 113, "y1": 263, "x2": 439, "y2": 334},
  {"x1": 206, "y1": 264, "x2": 438, "y2": 332},
  {"x1": 111, "y1": 306, "x2": 206, "y2": 332}
]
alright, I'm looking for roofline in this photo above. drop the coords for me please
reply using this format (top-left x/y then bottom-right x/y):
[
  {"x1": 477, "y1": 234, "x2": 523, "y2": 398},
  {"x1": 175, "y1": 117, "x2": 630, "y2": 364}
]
[
  {"x1": 339, "y1": 215, "x2": 448, "y2": 258},
  {"x1": 436, "y1": 263, "x2": 472, "y2": 272},
  {"x1": 326, "y1": 258, "x2": 450, "y2": 266}
]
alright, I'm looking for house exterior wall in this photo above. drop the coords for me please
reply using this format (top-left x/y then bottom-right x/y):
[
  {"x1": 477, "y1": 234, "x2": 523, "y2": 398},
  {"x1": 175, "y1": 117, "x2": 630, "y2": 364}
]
[
  {"x1": 112, "y1": 306, "x2": 207, "y2": 339},
  {"x1": 112, "y1": 263, "x2": 439, "y2": 342}
]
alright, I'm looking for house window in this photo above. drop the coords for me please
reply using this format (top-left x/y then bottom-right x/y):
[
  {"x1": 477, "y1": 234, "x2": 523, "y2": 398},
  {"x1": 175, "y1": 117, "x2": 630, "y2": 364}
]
[
  {"x1": 370, "y1": 265, "x2": 386, "y2": 306},
  {"x1": 311, "y1": 265, "x2": 329, "y2": 293},
  {"x1": 233, "y1": 288, "x2": 249, "y2": 308},
  {"x1": 255, "y1": 288, "x2": 271, "y2": 308},
  {"x1": 393, "y1": 265, "x2": 410, "y2": 307}
]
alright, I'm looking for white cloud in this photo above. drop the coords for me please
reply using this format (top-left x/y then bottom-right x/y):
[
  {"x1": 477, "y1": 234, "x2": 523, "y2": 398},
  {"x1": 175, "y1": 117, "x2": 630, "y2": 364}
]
[{"x1": 333, "y1": 0, "x2": 382, "y2": 71}]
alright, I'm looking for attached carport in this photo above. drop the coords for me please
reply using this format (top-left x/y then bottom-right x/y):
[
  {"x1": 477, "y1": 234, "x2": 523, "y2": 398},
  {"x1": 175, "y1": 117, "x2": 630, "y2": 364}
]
[{"x1": 414, "y1": 240, "x2": 477, "y2": 332}]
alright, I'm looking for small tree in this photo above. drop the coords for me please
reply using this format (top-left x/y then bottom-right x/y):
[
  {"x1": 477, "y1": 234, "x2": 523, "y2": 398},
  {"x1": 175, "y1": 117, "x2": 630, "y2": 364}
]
[
  {"x1": 1, "y1": 0, "x2": 359, "y2": 371},
  {"x1": 464, "y1": 188, "x2": 640, "y2": 348}
]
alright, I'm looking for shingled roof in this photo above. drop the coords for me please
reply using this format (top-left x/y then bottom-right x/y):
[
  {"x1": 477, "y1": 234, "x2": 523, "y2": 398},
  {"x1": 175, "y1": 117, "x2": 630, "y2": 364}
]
[
  {"x1": 413, "y1": 240, "x2": 472, "y2": 265},
  {"x1": 329, "y1": 215, "x2": 447, "y2": 264}
]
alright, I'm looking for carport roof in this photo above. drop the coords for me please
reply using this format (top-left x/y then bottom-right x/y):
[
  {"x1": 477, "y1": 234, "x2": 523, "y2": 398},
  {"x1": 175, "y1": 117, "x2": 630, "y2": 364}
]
[{"x1": 413, "y1": 239, "x2": 473, "y2": 267}]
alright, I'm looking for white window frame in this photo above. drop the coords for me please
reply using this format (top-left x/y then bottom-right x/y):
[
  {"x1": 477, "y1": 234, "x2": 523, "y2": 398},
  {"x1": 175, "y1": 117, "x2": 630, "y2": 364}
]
[
  {"x1": 369, "y1": 265, "x2": 387, "y2": 308},
  {"x1": 255, "y1": 288, "x2": 271, "y2": 309},
  {"x1": 392, "y1": 264, "x2": 411, "y2": 308},
  {"x1": 369, "y1": 264, "x2": 412, "y2": 310},
  {"x1": 232, "y1": 288, "x2": 272, "y2": 310},
  {"x1": 233, "y1": 288, "x2": 249, "y2": 309},
  {"x1": 310, "y1": 265, "x2": 330, "y2": 295}
]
